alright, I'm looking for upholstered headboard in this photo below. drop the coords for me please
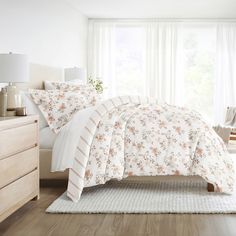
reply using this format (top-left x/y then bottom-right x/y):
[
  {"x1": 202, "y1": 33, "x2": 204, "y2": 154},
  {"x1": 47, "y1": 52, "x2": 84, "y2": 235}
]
[{"x1": 28, "y1": 64, "x2": 64, "y2": 89}]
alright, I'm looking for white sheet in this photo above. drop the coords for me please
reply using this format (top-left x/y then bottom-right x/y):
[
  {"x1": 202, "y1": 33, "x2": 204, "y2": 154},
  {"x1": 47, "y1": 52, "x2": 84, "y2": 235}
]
[
  {"x1": 40, "y1": 127, "x2": 57, "y2": 149},
  {"x1": 51, "y1": 107, "x2": 95, "y2": 172}
]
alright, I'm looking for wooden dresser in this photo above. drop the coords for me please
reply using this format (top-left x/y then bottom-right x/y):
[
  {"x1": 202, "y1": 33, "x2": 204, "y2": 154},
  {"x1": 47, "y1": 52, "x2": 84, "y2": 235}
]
[{"x1": 0, "y1": 115, "x2": 39, "y2": 222}]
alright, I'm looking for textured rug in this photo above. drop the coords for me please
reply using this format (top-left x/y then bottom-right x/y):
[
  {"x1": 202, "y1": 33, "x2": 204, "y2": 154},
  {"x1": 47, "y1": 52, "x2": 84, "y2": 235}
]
[{"x1": 46, "y1": 179, "x2": 236, "y2": 214}]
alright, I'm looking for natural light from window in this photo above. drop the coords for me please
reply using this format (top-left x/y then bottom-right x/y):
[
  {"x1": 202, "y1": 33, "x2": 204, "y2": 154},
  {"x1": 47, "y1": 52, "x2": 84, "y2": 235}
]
[
  {"x1": 115, "y1": 26, "x2": 146, "y2": 96},
  {"x1": 113, "y1": 24, "x2": 216, "y2": 123},
  {"x1": 182, "y1": 25, "x2": 216, "y2": 123}
]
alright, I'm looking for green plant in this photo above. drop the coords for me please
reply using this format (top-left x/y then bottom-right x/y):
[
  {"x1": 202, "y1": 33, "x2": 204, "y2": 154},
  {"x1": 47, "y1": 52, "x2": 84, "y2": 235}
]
[{"x1": 88, "y1": 77, "x2": 104, "y2": 94}]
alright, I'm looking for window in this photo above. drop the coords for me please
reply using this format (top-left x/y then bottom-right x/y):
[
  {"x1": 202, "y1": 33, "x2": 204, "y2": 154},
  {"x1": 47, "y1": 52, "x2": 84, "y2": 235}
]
[
  {"x1": 114, "y1": 24, "x2": 216, "y2": 122},
  {"x1": 182, "y1": 25, "x2": 216, "y2": 122},
  {"x1": 89, "y1": 21, "x2": 219, "y2": 123},
  {"x1": 115, "y1": 26, "x2": 146, "y2": 96}
]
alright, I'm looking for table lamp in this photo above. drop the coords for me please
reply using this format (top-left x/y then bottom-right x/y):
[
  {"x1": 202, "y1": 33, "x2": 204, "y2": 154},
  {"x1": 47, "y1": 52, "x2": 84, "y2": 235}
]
[
  {"x1": 64, "y1": 67, "x2": 86, "y2": 83},
  {"x1": 0, "y1": 53, "x2": 29, "y2": 110}
]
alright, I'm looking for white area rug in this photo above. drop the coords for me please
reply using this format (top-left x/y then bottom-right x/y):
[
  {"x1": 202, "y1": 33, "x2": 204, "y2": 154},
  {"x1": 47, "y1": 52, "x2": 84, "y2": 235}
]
[{"x1": 46, "y1": 179, "x2": 236, "y2": 214}]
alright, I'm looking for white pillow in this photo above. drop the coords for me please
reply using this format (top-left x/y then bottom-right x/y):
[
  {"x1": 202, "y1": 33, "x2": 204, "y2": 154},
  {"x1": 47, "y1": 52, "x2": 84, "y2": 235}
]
[{"x1": 21, "y1": 92, "x2": 48, "y2": 130}]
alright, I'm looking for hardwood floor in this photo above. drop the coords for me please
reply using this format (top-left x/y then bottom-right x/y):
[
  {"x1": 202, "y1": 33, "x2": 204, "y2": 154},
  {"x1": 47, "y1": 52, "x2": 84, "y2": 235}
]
[{"x1": 1, "y1": 186, "x2": 236, "y2": 236}]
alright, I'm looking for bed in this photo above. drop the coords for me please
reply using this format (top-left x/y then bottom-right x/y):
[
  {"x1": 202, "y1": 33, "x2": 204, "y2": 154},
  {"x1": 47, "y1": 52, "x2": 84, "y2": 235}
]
[
  {"x1": 25, "y1": 64, "x2": 68, "y2": 180},
  {"x1": 26, "y1": 64, "x2": 235, "y2": 202}
]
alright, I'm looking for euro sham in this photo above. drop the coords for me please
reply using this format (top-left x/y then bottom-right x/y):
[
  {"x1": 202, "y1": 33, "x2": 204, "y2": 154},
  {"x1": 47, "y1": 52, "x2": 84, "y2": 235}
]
[
  {"x1": 29, "y1": 89, "x2": 100, "y2": 133},
  {"x1": 44, "y1": 81, "x2": 101, "y2": 106}
]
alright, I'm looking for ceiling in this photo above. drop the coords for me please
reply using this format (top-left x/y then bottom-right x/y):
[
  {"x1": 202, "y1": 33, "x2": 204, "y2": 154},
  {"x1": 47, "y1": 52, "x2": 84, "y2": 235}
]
[{"x1": 66, "y1": 0, "x2": 236, "y2": 18}]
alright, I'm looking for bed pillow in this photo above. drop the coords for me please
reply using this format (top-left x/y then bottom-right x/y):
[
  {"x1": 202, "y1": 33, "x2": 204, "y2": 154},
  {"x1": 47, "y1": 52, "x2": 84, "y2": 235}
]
[
  {"x1": 44, "y1": 81, "x2": 101, "y2": 106},
  {"x1": 29, "y1": 89, "x2": 99, "y2": 133},
  {"x1": 21, "y1": 92, "x2": 48, "y2": 130},
  {"x1": 44, "y1": 80, "x2": 84, "y2": 90}
]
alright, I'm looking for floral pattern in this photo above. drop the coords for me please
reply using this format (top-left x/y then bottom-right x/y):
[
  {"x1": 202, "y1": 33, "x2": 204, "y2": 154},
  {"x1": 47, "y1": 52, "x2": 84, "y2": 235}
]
[
  {"x1": 29, "y1": 89, "x2": 100, "y2": 133},
  {"x1": 45, "y1": 82, "x2": 101, "y2": 106},
  {"x1": 67, "y1": 96, "x2": 235, "y2": 202}
]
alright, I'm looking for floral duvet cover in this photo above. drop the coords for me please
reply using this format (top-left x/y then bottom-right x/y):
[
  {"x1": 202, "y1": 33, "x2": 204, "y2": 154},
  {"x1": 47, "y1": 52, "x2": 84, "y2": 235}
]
[{"x1": 67, "y1": 96, "x2": 235, "y2": 202}]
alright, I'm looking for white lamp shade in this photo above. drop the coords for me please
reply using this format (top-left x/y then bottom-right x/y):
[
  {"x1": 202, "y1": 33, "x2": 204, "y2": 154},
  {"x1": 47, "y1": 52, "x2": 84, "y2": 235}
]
[
  {"x1": 64, "y1": 67, "x2": 86, "y2": 83},
  {"x1": 0, "y1": 53, "x2": 29, "y2": 83}
]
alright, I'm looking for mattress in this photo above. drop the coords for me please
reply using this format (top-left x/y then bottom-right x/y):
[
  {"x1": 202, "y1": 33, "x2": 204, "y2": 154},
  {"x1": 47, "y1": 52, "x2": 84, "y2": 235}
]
[{"x1": 39, "y1": 127, "x2": 57, "y2": 149}]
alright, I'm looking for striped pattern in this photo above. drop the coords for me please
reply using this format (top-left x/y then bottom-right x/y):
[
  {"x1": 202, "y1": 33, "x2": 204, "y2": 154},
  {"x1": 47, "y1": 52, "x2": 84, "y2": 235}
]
[{"x1": 67, "y1": 96, "x2": 158, "y2": 202}]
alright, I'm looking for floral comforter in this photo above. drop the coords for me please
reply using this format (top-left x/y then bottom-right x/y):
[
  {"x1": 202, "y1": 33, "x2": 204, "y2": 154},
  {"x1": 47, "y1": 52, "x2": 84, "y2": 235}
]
[{"x1": 67, "y1": 96, "x2": 235, "y2": 202}]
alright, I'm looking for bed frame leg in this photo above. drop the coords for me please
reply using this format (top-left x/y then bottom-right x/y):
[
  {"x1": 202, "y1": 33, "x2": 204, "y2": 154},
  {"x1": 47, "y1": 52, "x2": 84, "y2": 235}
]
[{"x1": 207, "y1": 183, "x2": 214, "y2": 192}]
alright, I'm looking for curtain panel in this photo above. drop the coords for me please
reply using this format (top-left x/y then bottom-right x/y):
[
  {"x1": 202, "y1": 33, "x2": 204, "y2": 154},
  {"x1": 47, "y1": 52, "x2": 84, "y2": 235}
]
[
  {"x1": 88, "y1": 20, "x2": 183, "y2": 104},
  {"x1": 88, "y1": 20, "x2": 236, "y2": 124},
  {"x1": 88, "y1": 21, "x2": 117, "y2": 98},
  {"x1": 145, "y1": 22, "x2": 183, "y2": 105},
  {"x1": 214, "y1": 23, "x2": 236, "y2": 124}
]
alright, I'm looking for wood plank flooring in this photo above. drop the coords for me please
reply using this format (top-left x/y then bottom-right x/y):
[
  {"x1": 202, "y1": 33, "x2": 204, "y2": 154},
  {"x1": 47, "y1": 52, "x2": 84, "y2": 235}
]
[{"x1": 1, "y1": 186, "x2": 236, "y2": 236}]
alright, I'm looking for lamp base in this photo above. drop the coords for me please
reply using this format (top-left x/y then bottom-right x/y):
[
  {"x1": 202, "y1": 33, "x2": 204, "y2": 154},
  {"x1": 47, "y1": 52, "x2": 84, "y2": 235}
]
[{"x1": 6, "y1": 83, "x2": 22, "y2": 110}]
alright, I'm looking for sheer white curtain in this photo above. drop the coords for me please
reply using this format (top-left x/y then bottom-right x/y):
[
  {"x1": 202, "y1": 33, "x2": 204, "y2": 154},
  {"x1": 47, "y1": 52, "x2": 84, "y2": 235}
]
[
  {"x1": 88, "y1": 20, "x2": 182, "y2": 104},
  {"x1": 214, "y1": 23, "x2": 236, "y2": 124},
  {"x1": 145, "y1": 22, "x2": 183, "y2": 105},
  {"x1": 88, "y1": 21, "x2": 116, "y2": 97}
]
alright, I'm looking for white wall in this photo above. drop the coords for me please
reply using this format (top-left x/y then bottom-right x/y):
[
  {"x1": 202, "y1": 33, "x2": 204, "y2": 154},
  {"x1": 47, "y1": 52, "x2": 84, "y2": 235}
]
[{"x1": 0, "y1": 0, "x2": 88, "y2": 68}]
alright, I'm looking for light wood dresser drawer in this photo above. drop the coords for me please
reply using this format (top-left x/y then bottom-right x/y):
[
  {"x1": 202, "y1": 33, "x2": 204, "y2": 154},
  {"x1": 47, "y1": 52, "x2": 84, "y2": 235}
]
[
  {"x1": 0, "y1": 170, "x2": 38, "y2": 222},
  {"x1": 0, "y1": 147, "x2": 38, "y2": 189},
  {"x1": 0, "y1": 122, "x2": 38, "y2": 159},
  {"x1": 0, "y1": 115, "x2": 39, "y2": 223}
]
